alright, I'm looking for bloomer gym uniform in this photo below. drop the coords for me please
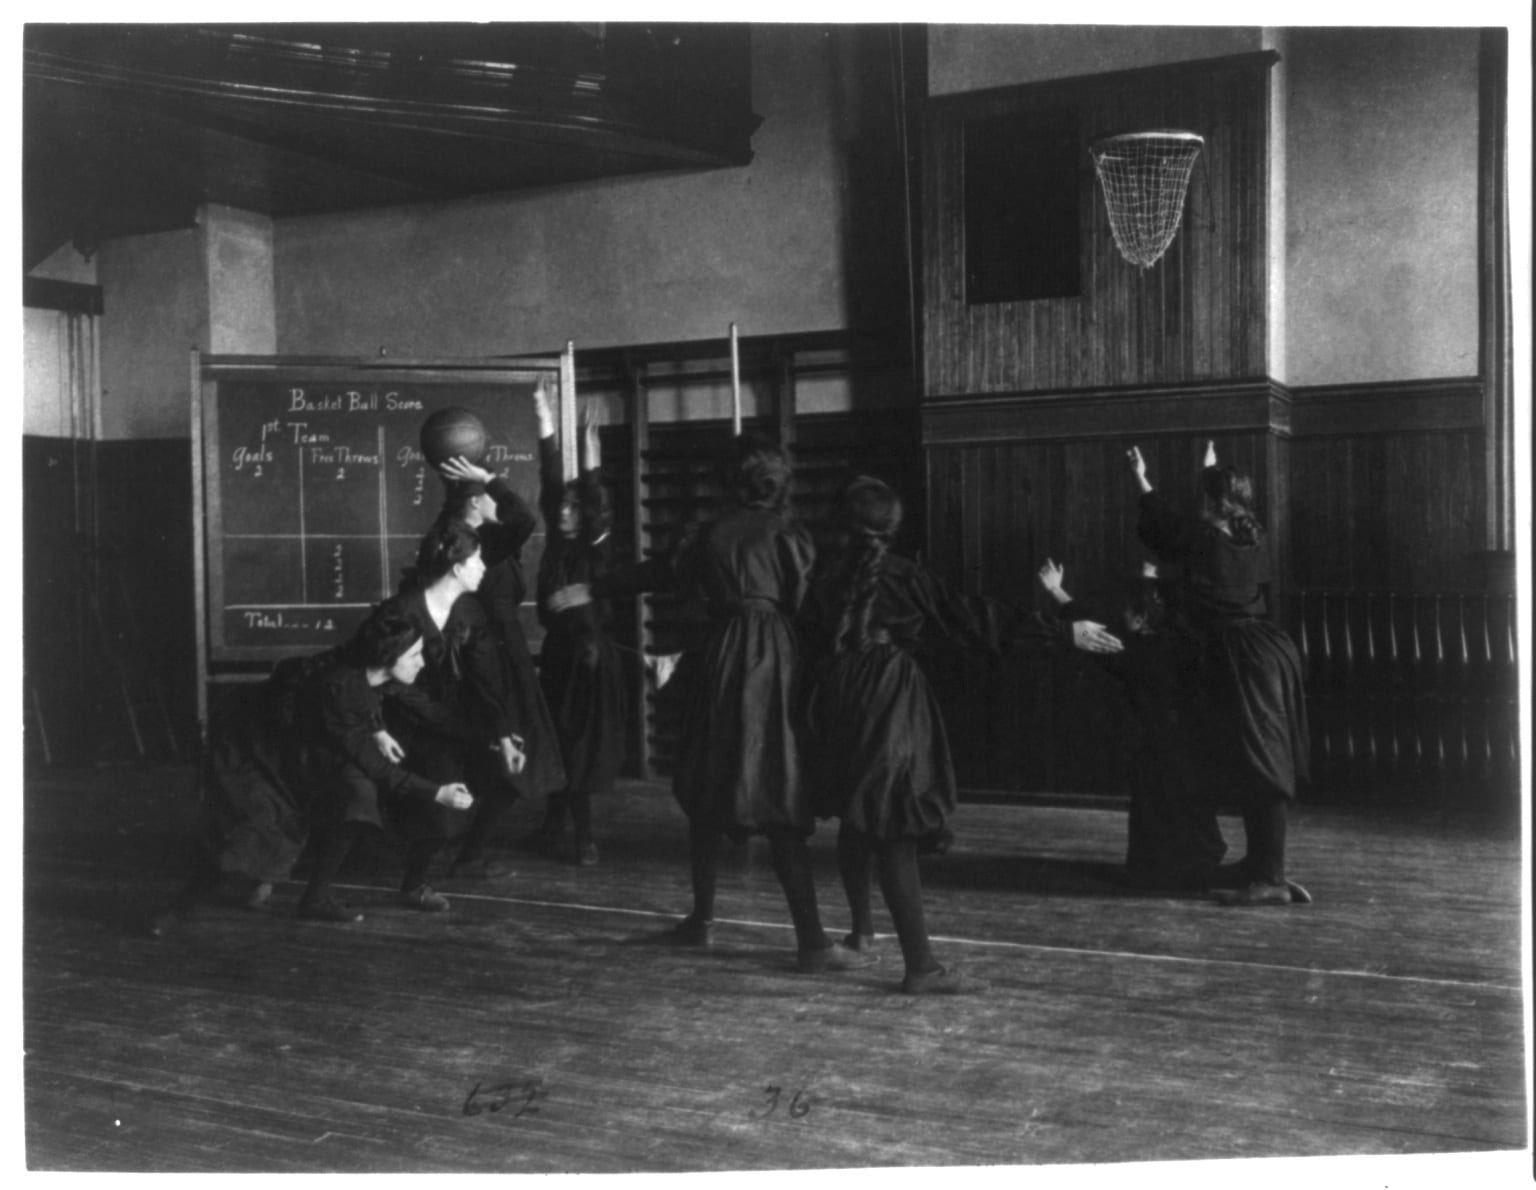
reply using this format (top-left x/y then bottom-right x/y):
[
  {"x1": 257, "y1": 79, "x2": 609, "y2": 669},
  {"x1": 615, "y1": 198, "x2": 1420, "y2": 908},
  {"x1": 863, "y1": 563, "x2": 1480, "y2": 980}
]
[
  {"x1": 381, "y1": 586, "x2": 521, "y2": 878},
  {"x1": 1136, "y1": 489, "x2": 1309, "y2": 903},
  {"x1": 297, "y1": 650, "x2": 475, "y2": 915},
  {"x1": 461, "y1": 474, "x2": 565, "y2": 805},
  {"x1": 802, "y1": 552, "x2": 1076, "y2": 991},
  {"x1": 530, "y1": 432, "x2": 631, "y2": 864}
]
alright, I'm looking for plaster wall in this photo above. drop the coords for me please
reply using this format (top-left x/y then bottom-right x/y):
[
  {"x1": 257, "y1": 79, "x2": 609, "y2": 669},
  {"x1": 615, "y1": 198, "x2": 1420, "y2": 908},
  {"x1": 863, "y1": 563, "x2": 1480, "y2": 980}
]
[
  {"x1": 927, "y1": 24, "x2": 1263, "y2": 93},
  {"x1": 95, "y1": 228, "x2": 205, "y2": 440},
  {"x1": 273, "y1": 26, "x2": 851, "y2": 362},
  {"x1": 1283, "y1": 27, "x2": 1480, "y2": 385}
]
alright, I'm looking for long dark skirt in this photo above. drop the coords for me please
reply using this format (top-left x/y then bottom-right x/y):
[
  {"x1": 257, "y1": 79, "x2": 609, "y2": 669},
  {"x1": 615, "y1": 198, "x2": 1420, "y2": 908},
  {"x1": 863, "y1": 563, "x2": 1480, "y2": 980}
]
[
  {"x1": 539, "y1": 629, "x2": 627, "y2": 796},
  {"x1": 672, "y1": 604, "x2": 806, "y2": 835},
  {"x1": 199, "y1": 685, "x2": 309, "y2": 884},
  {"x1": 807, "y1": 643, "x2": 954, "y2": 845},
  {"x1": 1198, "y1": 617, "x2": 1310, "y2": 801},
  {"x1": 498, "y1": 624, "x2": 567, "y2": 799}
]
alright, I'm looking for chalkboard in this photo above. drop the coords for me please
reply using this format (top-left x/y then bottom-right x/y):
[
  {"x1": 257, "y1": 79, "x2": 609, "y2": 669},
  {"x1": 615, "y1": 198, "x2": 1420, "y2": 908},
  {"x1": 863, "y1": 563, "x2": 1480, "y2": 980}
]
[{"x1": 197, "y1": 356, "x2": 568, "y2": 663}]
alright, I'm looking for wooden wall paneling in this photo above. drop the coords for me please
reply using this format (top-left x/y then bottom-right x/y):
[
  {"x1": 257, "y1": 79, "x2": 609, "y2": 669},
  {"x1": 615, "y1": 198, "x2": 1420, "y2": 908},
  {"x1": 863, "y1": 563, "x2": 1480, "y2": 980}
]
[{"x1": 921, "y1": 54, "x2": 1276, "y2": 397}]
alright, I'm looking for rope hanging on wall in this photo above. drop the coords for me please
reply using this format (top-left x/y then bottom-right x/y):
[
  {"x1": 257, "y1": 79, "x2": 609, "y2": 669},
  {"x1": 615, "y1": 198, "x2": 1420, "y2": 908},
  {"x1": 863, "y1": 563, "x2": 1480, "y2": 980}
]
[{"x1": 1089, "y1": 130, "x2": 1204, "y2": 269}]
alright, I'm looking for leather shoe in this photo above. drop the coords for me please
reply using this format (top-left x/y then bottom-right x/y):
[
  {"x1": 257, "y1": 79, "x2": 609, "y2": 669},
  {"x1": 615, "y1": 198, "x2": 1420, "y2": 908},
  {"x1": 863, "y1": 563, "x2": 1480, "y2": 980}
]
[
  {"x1": 667, "y1": 916, "x2": 713, "y2": 947},
  {"x1": 901, "y1": 964, "x2": 986, "y2": 995},
  {"x1": 797, "y1": 941, "x2": 879, "y2": 974},
  {"x1": 298, "y1": 896, "x2": 364, "y2": 924},
  {"x1": 399, "y1": 885, "x2": 451, "y2": 912},
  {"x1": 1212, "y1": 881, "x2": 1293, "y2": 906}
]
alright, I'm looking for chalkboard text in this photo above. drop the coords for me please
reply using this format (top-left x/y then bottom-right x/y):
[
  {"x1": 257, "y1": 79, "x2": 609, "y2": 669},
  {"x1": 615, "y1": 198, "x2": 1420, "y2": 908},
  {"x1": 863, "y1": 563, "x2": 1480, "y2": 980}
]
[{"x1": 287, "y1": 387, "x2": 424, "y2": 414}]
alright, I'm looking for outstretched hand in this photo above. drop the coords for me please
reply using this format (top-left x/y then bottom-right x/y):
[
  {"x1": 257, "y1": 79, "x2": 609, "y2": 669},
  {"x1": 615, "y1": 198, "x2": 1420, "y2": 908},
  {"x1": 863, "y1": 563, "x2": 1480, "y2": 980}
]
[
  {"x1": 1071, "y1": 621, "x2": 1125, "y2": 654},
  {"x1": 439, "y1": 455, "x2": 493, "y2": 485},
  {"x1": 1037, "y1": 558, "x2": 1072, "y2": 605},
  {"x1": 547, "y1": 582, "x2": 592, "y2": 613}
]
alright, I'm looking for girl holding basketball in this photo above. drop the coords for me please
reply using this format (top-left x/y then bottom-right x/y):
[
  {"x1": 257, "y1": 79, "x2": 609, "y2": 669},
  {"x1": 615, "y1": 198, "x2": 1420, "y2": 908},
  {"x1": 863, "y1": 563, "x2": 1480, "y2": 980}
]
[
  {"x1": 434, "y1": 430, "x2": 566, "y2": 877},
  {"x1": 802, "y1": 475, "x2": 1123, "y2": 993}
]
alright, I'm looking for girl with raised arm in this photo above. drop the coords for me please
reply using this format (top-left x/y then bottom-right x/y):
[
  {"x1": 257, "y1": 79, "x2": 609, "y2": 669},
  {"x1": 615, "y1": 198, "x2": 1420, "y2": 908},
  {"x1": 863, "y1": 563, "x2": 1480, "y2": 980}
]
[
  {"x1": 434, "y1": 413, "x2": 566, "y2": 876},
  {"x1": 1127, "y1": 442, "x2": 1310, "y2": 906},
  {"x1": 805, "y1": 476, "x2": 1123, "y2": 993}
]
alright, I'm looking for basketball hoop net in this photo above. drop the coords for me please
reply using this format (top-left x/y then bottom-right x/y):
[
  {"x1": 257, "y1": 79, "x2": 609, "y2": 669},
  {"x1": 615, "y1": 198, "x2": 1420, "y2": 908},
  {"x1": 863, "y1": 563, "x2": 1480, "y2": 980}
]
[{"x1": 1090, "y1": 130, "x2": 1203, "y2": 269}]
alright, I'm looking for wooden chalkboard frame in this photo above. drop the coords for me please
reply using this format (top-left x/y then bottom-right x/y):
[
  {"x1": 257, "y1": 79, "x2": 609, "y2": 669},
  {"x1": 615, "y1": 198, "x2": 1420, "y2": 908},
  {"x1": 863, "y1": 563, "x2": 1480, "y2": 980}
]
[{"x1": 192, "y1": 349, "x2": 577, "y2": 738}]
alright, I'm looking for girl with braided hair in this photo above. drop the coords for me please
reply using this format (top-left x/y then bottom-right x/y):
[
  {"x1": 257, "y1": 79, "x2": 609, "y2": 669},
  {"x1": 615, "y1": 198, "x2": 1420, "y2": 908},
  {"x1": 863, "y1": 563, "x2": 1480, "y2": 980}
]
[
  {"x1": 1129, "y1": 442, "x2": 1310, "y2": 906},
  {"x1": 804, "y1": 476, "x2": 1124, "y2": 994}
]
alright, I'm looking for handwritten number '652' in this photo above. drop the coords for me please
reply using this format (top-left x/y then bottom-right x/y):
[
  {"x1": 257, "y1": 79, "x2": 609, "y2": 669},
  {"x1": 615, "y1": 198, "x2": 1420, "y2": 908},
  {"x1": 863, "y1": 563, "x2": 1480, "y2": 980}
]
[
  {"x1": 464, "y1": 1079, "x2": 545, "y2": 1118},
  {"x1": 756, "y1": 1085, "x2": 810, "y2": 1119}
]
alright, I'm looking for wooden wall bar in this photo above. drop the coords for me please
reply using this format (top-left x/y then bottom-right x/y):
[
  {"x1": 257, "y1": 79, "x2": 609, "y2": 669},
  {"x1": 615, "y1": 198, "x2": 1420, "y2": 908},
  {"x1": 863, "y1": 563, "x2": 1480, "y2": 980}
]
[{"x1": 921, "y1": 53, "x2": 1275, "y2": 397}]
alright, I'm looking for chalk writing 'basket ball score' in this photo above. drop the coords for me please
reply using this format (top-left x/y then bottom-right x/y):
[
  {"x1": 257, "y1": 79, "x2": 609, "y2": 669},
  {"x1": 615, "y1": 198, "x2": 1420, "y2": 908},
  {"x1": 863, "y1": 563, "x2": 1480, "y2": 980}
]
[{"x1": 419, "y1": 406, "x2": 490, "y2": 466}]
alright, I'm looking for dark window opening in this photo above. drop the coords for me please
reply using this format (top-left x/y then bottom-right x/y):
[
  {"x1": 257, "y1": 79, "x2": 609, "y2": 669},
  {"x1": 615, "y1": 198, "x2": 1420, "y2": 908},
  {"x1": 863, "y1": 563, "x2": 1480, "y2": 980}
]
[{"x1": 963, "y1": 107, "x2": 1081, "y2": 303}]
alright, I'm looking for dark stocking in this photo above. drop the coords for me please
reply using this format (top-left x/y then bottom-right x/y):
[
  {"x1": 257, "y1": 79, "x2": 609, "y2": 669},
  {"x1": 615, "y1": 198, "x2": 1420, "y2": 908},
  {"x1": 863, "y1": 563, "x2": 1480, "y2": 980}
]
[
  {"x1": 1241, "y1": 798, "x2": 1288, "y2": 886},
  {"x1": 540, "y1": 792, "x2": 568, "y2": 831},
  {"x1": 687, "y1": 819, "x2": 718, "y2": 923},
  {"x1": 455, "y1": 797, "x2": 514, "y2": 866},
  {"x1": 568, "y1": 788, "x2": 593, "y2": 840},
  {"x1": 836, "y1": 824, "x2": 876, "y2": 940},
  {"x1": 875, "y1": 838, "x2": 938, "y2": 976},
  {"x1": 766, "y1": 827, "x2": 829, "y2": 954},
  {"x1": 401, "y1": 837, "x2": 446, "y2": 893},
  {"x1": 301, "y1": 821, "x2": 364, "y2": 906}
]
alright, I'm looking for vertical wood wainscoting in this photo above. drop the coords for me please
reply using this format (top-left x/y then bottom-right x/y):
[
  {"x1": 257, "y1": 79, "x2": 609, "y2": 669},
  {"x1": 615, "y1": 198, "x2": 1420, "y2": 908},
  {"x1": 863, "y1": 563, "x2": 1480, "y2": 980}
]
[{"x1": 919, "y1": 377, "x2": 1508, "y2": 807}]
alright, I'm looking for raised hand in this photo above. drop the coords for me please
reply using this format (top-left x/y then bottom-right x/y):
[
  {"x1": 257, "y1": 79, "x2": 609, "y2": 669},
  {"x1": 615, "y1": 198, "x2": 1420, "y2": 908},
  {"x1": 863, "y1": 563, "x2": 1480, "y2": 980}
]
[
  {"x1": 1071, "y1": 621, "x2": 1125, "y2": 654},
  {"x1": 439, "y1": 455, "x2": 493, "y2": 485},
  {"x1": 1126, "y1": 445, "x2": 1152, "y2": 494},
  {"x1": 1203, "y1": 439, "x2": 1218, "y2": 468},
  {"x1": 435, "y1": 783, "x2": 474, "y2": 810},
  {"x1": 1037, "y1": 558, "x2": 1068, "y2": 601},
  {"x1": 533, "y1": 382, "x2": 555, "y2": 437}
]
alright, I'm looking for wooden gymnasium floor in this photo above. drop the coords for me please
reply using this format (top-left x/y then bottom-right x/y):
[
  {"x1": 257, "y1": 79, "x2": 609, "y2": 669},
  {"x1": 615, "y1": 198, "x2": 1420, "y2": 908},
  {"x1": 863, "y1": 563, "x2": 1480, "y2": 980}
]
[{"x1": 20, "y1": 762, "x2": 1529, "y2": 1176}]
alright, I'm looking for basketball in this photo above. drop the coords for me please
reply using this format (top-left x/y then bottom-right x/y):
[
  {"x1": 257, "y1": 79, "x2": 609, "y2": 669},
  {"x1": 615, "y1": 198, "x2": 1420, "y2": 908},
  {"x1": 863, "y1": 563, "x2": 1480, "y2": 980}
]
[{"x1": 419, "y1": 407, "x2": 489, "y2": 466}]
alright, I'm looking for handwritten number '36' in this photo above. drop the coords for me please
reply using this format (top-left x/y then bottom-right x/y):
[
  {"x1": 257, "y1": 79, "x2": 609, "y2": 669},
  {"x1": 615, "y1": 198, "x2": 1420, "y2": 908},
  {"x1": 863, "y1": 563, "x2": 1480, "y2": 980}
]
[
  {"x1": 463, "y1": 1079, "x2": 546, "y2": 1119},
  {"x1": 756, "y1": 1085, "x2": 810, "y2": 1119}
]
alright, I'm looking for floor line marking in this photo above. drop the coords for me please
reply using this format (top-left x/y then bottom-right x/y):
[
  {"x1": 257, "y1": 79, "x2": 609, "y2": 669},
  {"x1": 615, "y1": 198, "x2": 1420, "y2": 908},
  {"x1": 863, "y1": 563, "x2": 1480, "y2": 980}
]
[{"x1": 320, "y1": 881, "x2": 1523, "y2": 995}]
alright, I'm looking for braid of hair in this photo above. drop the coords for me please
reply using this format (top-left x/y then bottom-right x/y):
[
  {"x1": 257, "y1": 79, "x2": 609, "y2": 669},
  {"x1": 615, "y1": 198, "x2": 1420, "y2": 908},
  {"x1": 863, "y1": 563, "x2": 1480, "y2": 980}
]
[{"x1": 832, "y1": 528, "x2": 891, "y2": 654}]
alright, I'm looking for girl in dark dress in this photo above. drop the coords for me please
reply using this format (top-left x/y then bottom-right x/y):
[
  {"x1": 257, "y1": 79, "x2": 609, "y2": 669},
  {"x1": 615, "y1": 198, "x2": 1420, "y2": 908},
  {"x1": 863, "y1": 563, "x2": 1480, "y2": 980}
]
[
  {"x1": 1038, "y1": 559, "x2": 1228, "y2": 891},
  {"x1": 435, "y1": 447, "x2": 567, "y2": 875},
  {"x1": 804, "y1": 477, "x2": 1125, "y2": 993},
  {"x1": 382, "y1": 519, "x2": 527, "y2": 906},
  {"x1": 1127, "y1": 443, "x2": 1311, "y2": 906},
  {"x1": 294, "y1": 609, "x2": 475, "y2": 922},
  {"x1": 148, "y1": 608, "x2": 476, "y2": 934},
  {"x1": 669, "y1": 437, "x2": 872, "y2": 974},
  {"x1": 527, "y1": 394, "x2": 628, "y2": 867}
]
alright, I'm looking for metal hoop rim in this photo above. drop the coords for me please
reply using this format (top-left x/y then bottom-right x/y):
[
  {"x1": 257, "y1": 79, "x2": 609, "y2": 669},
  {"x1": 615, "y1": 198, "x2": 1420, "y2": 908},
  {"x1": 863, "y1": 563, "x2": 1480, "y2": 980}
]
[{"x1": 1090, "y1": 129, "x2": 1205, "y2": 152}]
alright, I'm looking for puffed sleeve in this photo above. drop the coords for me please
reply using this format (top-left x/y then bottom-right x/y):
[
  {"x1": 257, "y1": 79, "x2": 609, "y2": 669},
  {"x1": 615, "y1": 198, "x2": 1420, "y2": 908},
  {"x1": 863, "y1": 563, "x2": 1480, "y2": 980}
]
[
  {"x1": 318, "y1": 669, "x2": 440, "y2": 800},
  {"x1": 538, "y1": 434, "x2": 565, "y2": 529},
  {"x1": 910, "y1": 563, "x2": 1066, "y2": 656},
  {"x1": 486, "y1": 476, "x2": 537, "y2": 553},
  {"x1": 452, "y1": 598, "x2": 519, "y2": 738},
  {"x1": 776, "y1": 523, "x2": 815, "y2": 615}
]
